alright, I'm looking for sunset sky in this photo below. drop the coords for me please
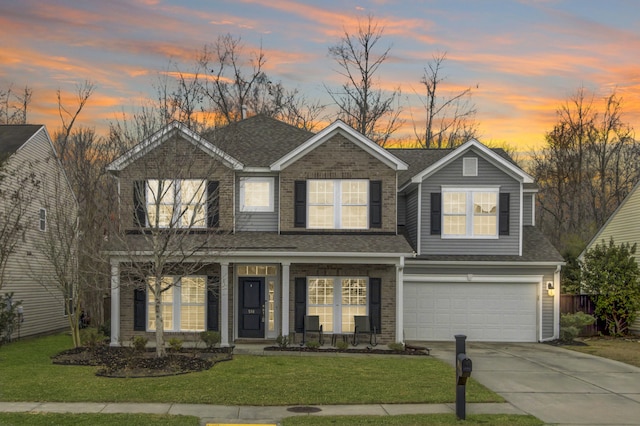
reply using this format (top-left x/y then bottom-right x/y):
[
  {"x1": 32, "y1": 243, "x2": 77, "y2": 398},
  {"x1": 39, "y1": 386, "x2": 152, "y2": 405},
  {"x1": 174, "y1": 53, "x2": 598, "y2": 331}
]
[{"x1": 1, "y1": 0, "x2": 639, "y2": 153}]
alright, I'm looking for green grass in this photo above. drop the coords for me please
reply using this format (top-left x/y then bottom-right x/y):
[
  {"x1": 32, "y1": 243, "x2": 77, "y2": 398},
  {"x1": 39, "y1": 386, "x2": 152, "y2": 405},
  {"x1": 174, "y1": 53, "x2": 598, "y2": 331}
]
[
  {"x1": 0, "y1": 334, "x2": 501, "y2": 405},
  {"x1": 282, "y1": 414, "x2": 543, "y2": 425},
  {"x1": 0, "y1": 413, "x2": 199, "y2": 425}
]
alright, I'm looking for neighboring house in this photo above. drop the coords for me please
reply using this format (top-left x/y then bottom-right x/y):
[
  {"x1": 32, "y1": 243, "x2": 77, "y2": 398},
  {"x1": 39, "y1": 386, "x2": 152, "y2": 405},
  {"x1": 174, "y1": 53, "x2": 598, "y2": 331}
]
[
  {"x1": 580, "y1": 180, "x2": 640, "y2": 333},
  {"x1": 0, "y1": 125, "x2": 77, "y2": 339},
  {"x1": 105, "y1": 115, "x2": 563, "y2": 346}
]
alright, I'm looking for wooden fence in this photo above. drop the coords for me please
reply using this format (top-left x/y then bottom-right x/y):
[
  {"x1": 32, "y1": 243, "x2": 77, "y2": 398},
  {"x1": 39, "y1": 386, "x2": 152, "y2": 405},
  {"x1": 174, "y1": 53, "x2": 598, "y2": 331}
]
[{"x1": 560, "y1": 294, "x2": 605, "y2": 336}]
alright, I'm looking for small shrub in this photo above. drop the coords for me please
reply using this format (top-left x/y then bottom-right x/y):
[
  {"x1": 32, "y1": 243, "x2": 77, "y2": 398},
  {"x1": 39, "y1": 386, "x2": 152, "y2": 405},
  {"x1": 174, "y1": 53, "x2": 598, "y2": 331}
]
[
  {"x1": 388, "y1": 342, "x2": 405, "y2": 352},
  {"x1": 167, "y1": 338, "x2": 183, "y2": 352},
  {"x1": 276, "y1": 334, "x2": 290, "y2": 348},
  {"x1": 560, "y1": 311, "x2": 596, "y2": 342},
  {"x1": 80, "y1": 327, "x2": 106, "y2": 349},
  {"x1": 131, "y1": 336, "x2": 148, "y2": 353},
  {"x1": 98, "y1": 320, "x2": 111, "y2": 337},
  {"x1": 199, "y1": 331, "x2": 221, "y2": 349},
  {"x1": 336, "y1": 340, "x2": 349, "y2": 351},
  {"x1": 305, "y1": 340, "x2": 320, "y2": 349}
]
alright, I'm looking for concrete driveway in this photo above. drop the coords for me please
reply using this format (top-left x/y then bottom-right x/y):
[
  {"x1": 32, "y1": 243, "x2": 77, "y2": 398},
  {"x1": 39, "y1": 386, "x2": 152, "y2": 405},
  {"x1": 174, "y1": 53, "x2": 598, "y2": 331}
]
[{"x1": 428, "y1": 341, "x2": 640, "y2": 425}]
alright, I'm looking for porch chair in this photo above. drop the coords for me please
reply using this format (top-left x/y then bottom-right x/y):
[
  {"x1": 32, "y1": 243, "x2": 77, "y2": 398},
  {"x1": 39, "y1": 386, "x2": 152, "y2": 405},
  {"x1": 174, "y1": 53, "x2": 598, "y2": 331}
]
[
  {"x1": 352, "y1": 315, "x2": 377, "y2": 347},
  {"x1": 303, "y1": 315, "x2": 324, "y2": 345}
]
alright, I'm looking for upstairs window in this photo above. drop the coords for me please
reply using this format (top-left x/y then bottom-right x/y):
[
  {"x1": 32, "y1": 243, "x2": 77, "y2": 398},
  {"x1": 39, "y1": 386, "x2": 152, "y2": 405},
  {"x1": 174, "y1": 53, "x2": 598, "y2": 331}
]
[
  {"x1": 308, "y1": 180, "x2": 368, "y2": 229},
  {"x1": 239, "y1": 177, "x2": 274, "y2": 212},
  {"x1": 442, "y1": 188, "x2": 498, "y2": 238},
  {"x1": 146, "y1": 179, "x2": 206, "y2": 228}
]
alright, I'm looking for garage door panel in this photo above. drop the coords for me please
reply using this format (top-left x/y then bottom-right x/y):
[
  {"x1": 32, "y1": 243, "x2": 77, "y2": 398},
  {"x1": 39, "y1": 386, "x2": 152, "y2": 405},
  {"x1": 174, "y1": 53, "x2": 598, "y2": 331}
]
[{"x1": 404, "y1": 282, "x2": 537, "y2": 342}]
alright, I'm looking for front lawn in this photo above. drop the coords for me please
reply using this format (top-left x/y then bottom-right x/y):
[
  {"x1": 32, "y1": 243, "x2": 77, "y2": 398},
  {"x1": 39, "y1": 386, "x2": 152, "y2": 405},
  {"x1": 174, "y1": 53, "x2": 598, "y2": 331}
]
[
  {"x1": 0, "y1": 413, "x2": 199, "y2": 425},
  {"x1": 567, "y1": 336, "x2": 640, "y2": 368},
  {"x1": 0, "y1": 334, "x2": 502, "y2": 405}
]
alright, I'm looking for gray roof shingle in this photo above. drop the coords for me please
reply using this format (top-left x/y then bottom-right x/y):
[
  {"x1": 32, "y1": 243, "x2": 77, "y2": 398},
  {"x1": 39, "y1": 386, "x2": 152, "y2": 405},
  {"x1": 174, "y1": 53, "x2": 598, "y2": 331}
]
[
  {"x1": 204, "y1": 115, "x2": 314, "y2": 167},
  {"x1": 0, "y1": 125, "x2": 42, "y2": 157}
]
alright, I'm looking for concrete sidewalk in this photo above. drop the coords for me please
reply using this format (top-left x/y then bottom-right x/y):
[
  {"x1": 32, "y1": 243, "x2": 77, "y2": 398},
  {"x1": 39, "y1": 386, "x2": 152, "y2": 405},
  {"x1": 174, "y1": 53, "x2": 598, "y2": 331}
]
[
  {"x1": 0, "y1": 401, "x2": 525, "y2": 425},
  {"x1": 428, "y1": 341, "x2": 640, "y2": 426}
]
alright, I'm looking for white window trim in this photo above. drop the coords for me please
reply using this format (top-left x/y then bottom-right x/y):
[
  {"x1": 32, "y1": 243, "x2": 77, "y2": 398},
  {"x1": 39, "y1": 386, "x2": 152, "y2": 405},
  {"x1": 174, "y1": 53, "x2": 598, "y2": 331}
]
[
  {"x1": 146, "y1": 179, "x2": 207, "y2": 228},
  {"x1": 239, "y1": 177, "x2": 274, "y2": 212},
  {"x1": 307, "y1": 276, "x2": 369, "y2": 334},
  {"x1": 147, "y1": 276, "x2": 206, "y2": 332},
  {"x1": 307, "y1": 179, "x2": 369, "y2": 230},
  {"x1": 441, "y1": 186, "x2": 499, "y2": 239},
  {"x1": 39, "y1": 208, "x2": 47, "y2": 232}
]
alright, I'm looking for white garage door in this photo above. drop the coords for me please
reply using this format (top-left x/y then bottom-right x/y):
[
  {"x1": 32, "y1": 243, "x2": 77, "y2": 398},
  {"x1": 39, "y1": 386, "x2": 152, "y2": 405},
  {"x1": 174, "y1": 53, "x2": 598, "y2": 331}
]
[{"x1": 404, "y1": 282, "x2": 538, "y2": 342}]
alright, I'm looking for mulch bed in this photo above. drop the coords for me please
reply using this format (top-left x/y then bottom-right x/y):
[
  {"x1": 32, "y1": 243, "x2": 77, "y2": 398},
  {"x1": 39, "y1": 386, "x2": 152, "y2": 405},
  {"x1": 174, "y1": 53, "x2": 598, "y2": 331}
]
[
  {"x1": 52, "y1": 345, "x2": 233, "y2": 378},
  {"x1": 263, "y1": 346, "x2": 430, "y2": 355}
]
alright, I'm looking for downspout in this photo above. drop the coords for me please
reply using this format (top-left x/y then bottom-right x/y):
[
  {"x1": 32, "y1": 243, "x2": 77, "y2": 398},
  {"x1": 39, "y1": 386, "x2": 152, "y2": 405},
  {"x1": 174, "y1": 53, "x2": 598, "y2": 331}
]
[
  {"x1": 396, "y1": 256, "x2": 405, "y2": 343},
  {"x1": 554, "y1": 264, "x2": 561, "y2": 340}
]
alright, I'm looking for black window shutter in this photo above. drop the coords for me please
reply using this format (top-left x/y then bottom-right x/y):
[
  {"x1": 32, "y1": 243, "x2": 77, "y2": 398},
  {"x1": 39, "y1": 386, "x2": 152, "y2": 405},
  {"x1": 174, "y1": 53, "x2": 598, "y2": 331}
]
[
  {"x1": 430, "y1": 193, "x2": 442, "y2": 235},
  {"x1": 207, "y1": 181, "x2": 220, "y2": 228},
  {"x1": 369, "y1": 180, "x2": 382, "y2": 228},
  {"x1": 207, "y1": 276, "x2": 219, "y2": 331},
  {"x1": 294, "y1": 277, "x2": 307, "y2": 333},
  {"x1": 294, "y1": 181, "x2": 306, "y2": 228},
  {"x1": 369, "y1": 278, "x2": 381, "y2": 334},
  {"x1": 499, "y1": 193, "x2": 510, "y2": 235},
  {"x1": 133, "y1": 287, "x2": 146, "y2": 331},
  {"x1": 133, "y1": 180, "x2": 146, "y2": 227}
]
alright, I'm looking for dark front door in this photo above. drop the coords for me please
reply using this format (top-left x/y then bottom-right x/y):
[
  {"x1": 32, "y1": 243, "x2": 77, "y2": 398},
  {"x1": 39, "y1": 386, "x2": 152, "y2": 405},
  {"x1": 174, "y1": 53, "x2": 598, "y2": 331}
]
[{"x1": 238, "y1": 277, "x2": 265, "y2": 338}]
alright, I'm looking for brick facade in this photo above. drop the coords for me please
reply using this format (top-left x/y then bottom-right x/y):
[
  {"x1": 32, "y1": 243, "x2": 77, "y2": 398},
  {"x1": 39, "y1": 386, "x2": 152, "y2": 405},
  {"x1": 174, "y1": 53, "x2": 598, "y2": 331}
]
[
  {"x1": 280, "y1": 133, "x2": 397, "y2": 233},
  {"x1": 288, "y1": 263, "x2": 397, "y2": 344}
]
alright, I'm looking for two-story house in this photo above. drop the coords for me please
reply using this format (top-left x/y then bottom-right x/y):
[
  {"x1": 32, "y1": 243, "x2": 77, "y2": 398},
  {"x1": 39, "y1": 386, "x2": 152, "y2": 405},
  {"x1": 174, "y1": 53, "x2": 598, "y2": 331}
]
[
  {"x1": 105, "y1": 115, "x2": 563, "y2": 347},
  {"x1": 0, "y1": 125, "x2": 77, "y2": 339}
]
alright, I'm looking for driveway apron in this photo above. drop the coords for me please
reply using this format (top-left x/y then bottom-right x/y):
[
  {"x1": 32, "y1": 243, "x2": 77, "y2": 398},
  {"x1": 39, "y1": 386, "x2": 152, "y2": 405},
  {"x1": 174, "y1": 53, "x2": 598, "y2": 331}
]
[{"x1": 429, "y1": 341, "x2": 640, "y2": 425}]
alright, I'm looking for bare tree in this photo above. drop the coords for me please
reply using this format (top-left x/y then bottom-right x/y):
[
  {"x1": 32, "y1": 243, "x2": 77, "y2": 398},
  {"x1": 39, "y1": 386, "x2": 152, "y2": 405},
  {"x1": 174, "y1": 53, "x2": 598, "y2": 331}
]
[
  {"x1": 0, "y1": 84, "x2": 32, "y2": 125},
  {"x1": 199, "y1": 34, "x2": 323, "y2": 130},
  {"x1": 532, "y1": 88, "x2": 639, "y2": 255},
  {"x1": 109, "y1": 123, "x2": 230, "y2": 358},
  {"x1": 412, "y1": 52, "x2": 478, "y2": 148},
  {"x1": 0, "y1": 159, "x2": 40, "y2": 291},
  {"x1": 326, "y1": 15, "x2": 402, "y2": 146},
  {"x1": 30, "y1": 161, "x2": 81, "y2": 346}
]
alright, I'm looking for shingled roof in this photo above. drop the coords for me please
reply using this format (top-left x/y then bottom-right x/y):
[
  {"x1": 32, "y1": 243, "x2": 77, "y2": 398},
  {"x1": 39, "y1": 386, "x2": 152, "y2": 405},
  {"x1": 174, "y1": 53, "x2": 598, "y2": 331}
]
[
  {"x1": 204, "y1": 115, "x2": 314, "y2": 167},
  {"x1": 104, "y1": 231, "x2": 415, "y2": 256},
  {"x1": 0, "y1": 125, "x2": 42, "y2": 157}
]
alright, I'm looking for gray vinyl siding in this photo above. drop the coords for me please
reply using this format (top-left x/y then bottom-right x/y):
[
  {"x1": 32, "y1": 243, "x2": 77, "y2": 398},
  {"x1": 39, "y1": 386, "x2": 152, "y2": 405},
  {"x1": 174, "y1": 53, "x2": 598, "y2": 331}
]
[
  {"x1": 404, "y1": 189, "x2": 419, "y2": 251},
  {"x1": 1, "y1": 127, "x2": 75, "y2": 339},
  {"x1": 235, "y1": 174, "x2": 279, "y2": 232},
  {"x1": 397, "y1": 193, "x2": 406, "y2": 226},
  {"x1": 404, "y1": 263, "x2": 557, "y2": 341},
  {"x1": 523, "y1": 192, "x2": 534, "y2": 226},
  {"x1": 420, "y1": 151, "x2": 521, "y2": 256}
]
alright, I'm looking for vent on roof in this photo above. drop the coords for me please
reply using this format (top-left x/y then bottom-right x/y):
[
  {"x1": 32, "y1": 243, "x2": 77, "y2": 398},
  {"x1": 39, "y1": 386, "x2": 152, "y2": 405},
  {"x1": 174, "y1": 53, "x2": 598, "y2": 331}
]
[{"x1": 463, "y1": 157, "x2": 478, "y2": 177}]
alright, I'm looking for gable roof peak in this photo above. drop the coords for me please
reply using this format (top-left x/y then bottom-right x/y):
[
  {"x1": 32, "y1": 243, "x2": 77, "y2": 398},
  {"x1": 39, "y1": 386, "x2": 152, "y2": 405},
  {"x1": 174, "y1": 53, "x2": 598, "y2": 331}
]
[
  {"x1": 270, "y1": 119, "x2": 408, "y2": 171},
  {"x1": 106, "y1": 121, "x2": 243, "y2": 172}
]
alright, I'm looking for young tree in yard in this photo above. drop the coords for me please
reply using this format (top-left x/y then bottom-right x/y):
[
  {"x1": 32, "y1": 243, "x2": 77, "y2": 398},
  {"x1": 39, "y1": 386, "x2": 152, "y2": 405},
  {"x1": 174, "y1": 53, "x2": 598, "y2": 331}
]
[
  {"x1": 581, "y1": 238, "x2": 640, "y2": 336},
  {"x1": 412, "y1": 52, "x2": 478, "y2": 148},
  {"x1": 326, "y1": 15, "x2": 402, "y2": 146}
]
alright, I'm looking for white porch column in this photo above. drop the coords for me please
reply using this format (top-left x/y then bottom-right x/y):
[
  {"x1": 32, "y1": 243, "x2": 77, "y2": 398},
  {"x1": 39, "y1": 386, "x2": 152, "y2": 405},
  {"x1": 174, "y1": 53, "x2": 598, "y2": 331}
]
[
  {"x1": 281, "y1": 262, "x2": 290, "y2": 337},
  {"x1": 110, "y1": 260, "x2": 120, "y2": 347},
  {"x1": 220, "y1": 262, "x2": 230, "y2": 347},
  {"x1": 395, "y1": 257, "x2": 405, "y2": 343}
]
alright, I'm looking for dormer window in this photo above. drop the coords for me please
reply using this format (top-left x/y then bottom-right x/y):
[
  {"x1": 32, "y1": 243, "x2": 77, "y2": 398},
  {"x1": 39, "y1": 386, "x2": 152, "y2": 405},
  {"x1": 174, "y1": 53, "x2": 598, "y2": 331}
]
[{"x1": 463, "y1": 157, "x2": 478, "y2": 177}]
